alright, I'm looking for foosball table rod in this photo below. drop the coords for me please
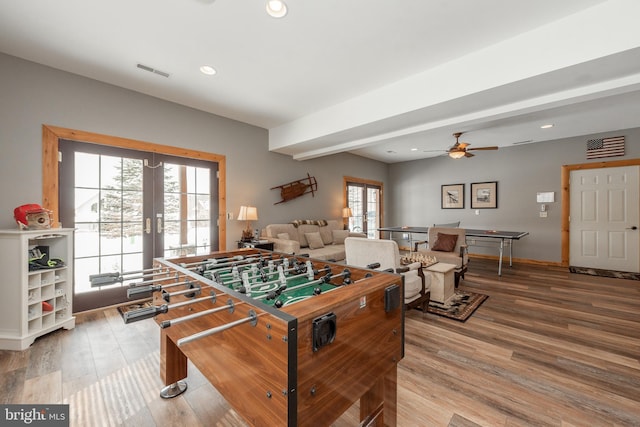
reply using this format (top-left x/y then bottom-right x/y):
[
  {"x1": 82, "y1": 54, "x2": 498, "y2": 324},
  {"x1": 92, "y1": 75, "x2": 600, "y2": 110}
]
[
  {"x1": 161, "y1": 283, "x2": 202, "y2": 302},
  {"x1": 127, "y1": 278, "x2": 200, "y2": 299},
  {"x1": 241, "y1": 263, "x2": 316, "y2": 296},
  {"x1": 213, "y1": 259, "x2": 312, "y2": 286},
  {"x1": 160, "y1": 298, "x2": 243, "y2": 329},
  {"x1": 123, "y1": 291, "x2": 218, "y2": 324},
  {"x1": 177, "y1": 309, "x2": 259, "y2": 347},
  {"x1": 179, "y1": 254, "x2": 245, "y2": 268},
  {"x1": 89, "y1": 267, "x2": 169, "y2": 287},
  {"x1": 212, "y1": 257, "x2": 304, "y2": 281},
  {"x1": 185, "y1": 254, "x2": 275, "y2": 271}
]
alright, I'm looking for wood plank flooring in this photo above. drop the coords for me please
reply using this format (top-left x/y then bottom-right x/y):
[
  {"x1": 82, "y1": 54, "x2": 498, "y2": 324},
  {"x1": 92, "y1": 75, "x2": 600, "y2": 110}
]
[{"x1": 1, "y1": 258, "x2": 639, "y2": 426}]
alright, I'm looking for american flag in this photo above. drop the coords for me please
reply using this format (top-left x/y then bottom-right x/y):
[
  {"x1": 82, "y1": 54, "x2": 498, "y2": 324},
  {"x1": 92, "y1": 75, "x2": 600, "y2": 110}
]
[{"x1": 586, "y1": 136, "x2": 625, "y2": 159}]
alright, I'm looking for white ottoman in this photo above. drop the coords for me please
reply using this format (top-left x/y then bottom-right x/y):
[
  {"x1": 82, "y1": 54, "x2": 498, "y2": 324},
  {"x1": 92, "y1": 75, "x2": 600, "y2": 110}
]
[{"x1": 425, "y1": 262, "x2": 456, "y2": 303}]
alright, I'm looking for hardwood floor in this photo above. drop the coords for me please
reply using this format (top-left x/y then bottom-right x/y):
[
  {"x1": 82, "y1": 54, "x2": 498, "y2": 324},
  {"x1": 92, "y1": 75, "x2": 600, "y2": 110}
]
[{"x1": 1, "y1": 258, "x2": 639, "y2": 426}]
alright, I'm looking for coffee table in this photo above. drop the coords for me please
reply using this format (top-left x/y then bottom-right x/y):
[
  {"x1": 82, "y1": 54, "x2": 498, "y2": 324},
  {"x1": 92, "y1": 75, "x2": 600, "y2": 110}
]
[{"x1": 425, "y1": 262, "x2": 456, "y2": 304}]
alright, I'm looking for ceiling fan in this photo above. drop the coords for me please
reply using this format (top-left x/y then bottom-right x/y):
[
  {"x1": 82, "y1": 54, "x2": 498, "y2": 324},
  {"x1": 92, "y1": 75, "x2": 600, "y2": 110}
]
[{"x1": 447, "y1": 132, "x2": 498, "y2": 158}]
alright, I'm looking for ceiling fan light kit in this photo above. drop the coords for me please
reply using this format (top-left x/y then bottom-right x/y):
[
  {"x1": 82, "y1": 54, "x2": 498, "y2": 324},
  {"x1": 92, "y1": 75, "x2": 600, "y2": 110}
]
[
  {"x1": 266, "y1": 0, "x2": 288, "y2": 18},
  {"x1": 447, "y1": 132, "x2": 498, "y2": 159}
]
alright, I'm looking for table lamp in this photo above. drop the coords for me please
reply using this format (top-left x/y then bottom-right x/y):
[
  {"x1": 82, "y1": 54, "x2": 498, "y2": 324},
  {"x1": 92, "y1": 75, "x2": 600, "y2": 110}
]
[
  {"x1": 238, "y1": 206, "x2": 258, "y2": 241},
  {"x1": 342, "y1": 207, "x2": 352, "y2": 230}
]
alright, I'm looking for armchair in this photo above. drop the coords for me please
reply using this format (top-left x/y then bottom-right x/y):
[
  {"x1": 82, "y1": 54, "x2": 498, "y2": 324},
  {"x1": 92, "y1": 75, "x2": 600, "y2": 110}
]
[
  {"x1": 412, "y1": 221, "x2": 460, "y2": 252},
  {"x1": 415, "y1": 227, "x2": 468, "y2": 286},
  {"x1": 344, "y1": 237, "x2": 431, "y2": 312}
]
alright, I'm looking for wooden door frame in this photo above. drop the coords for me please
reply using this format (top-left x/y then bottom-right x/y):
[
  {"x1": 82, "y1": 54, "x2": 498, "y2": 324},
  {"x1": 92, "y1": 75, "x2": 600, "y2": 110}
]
[
  {"x1": 343, "y1": 176, "x2": 384, "y2": 232},
  {"x1": 42, "y1": 124, "x2": 227, "y2": 250},
  {"x1": 561, "y1": 157, "x2": 640, "y2": 267}
]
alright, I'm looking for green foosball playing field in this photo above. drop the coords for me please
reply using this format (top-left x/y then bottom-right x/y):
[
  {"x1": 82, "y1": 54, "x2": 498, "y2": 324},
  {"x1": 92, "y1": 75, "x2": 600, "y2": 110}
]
[{"x1": 199, "y1": 256, "x2": 348, "y2": 308}]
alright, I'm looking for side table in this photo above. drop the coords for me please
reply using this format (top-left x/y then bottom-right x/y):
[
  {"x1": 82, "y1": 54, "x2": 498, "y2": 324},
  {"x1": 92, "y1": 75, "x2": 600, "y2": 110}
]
[{"x1": 425, "y1": 262, "x2": 456, "y2": 304}]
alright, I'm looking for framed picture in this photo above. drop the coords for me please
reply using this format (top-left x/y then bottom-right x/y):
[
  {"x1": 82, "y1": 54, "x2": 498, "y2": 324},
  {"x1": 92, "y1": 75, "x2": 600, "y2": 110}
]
[
  {"x1": 441, "y1": 184, "x2": 465, "y2": 209},
  {"x1": 471, "y1": 181, "x2": 497, "y2": 209}
]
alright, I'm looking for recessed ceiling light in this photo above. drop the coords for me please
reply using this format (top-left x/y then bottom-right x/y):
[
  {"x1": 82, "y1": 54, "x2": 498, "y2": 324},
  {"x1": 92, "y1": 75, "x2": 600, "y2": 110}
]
[
  {"x1": 411, "y1": 148, "x2": 418, "y2": 151},
  {"x1": 266, "y1": 0, "x2": 287, "y2": 18},
  {"x1": 540, "y1": 124, "x2": 554, "y2": 129},
  {"x1": 200, "y1": 65, "x2": 217, "y2": 75}
]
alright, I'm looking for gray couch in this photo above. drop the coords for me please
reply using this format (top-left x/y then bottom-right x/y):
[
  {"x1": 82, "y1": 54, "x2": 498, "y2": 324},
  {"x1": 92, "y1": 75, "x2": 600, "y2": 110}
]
[{"x1": 262, "y1": 219, "x2": 365, "y2": 261}]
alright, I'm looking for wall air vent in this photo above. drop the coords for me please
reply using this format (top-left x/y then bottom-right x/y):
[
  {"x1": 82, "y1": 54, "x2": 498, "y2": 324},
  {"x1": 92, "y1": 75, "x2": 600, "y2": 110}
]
[{"x1": 136, "y1": 63, "x2": 170, "y2": 78}]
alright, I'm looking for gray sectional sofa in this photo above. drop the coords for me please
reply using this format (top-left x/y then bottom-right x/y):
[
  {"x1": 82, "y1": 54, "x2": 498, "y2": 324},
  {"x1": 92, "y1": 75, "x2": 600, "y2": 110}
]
[{"x1": 261, "y1": 219, "x2": 365, "y2": 261}]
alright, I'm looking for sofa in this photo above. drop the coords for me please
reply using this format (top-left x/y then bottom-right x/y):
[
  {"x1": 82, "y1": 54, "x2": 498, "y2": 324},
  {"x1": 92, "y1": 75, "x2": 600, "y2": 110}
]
[{"x1": 261, "y1": 219, "x2": 366, "y2": 261}]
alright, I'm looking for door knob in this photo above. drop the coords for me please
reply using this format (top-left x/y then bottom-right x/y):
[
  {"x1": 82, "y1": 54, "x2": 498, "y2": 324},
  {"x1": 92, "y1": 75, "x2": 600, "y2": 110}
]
[{"x1": 627, "y1": 226, "x2": 638, "y2": 230}]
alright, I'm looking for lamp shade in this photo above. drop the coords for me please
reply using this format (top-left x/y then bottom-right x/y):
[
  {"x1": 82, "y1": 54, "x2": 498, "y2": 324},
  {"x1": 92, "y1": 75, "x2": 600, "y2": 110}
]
[
  {"x1": 238, "y1": 206, "x2": 258, "y2": 221},
  {"x1": 342, "y1": 207, "x2": 353, "y2": 218},
  {"x1": 449, "y1": 151, "x2": 465, "y2": 159}
]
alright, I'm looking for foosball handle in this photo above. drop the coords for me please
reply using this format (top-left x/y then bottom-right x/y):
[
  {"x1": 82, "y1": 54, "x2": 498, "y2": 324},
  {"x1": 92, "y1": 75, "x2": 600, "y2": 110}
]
[
  {"x1": 366, "y1": 262, "x2": 381, "y2": 269},
  {"x1": 123, "y1": 304, "x2": 168, "y2": 324},
  {"x1": 127, "y1": 284, "x2": 161, "y2": 299}
]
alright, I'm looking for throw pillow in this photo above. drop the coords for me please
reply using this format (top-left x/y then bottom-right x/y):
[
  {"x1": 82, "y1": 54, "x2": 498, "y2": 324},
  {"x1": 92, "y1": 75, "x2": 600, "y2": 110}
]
[
  {"x1": 332, "y1": 229, "x2": 350, "y2": 245},
  {"x1": 431, "y1": 233, "x2": 458, "y2": 252},
  {"x1": 319, "y1": 226, "x2": 333, "y2": 245},
  {"x1": 276, "y1": 233, "x2": 290, "y2": 240},
  {"x1": 305, "y1": 232, "x2": 325, "y2": 249}
]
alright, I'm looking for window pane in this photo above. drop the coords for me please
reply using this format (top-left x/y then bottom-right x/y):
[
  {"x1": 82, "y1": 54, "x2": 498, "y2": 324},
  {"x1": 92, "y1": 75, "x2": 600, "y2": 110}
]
[
  {"x1": 186, "y1": 166, "x2": 196, "y2": 193},
  {"x1": 75, "y1": 223, "x2": 100, "y2": 258},
  {"x1": 187, "y1": 194, "x2": 196, "y2": 220},
  {"x1": 122, "y1": 190, "x2": 143, "y2": 222},
  {"x1": 196, "y1": 167, "x2": 210, "y2": 194},
  {"x1": 100, "y1": 224, "x2": 122, "y2": 256},
  {"x1": 164, "y1": 193, "x2": 180, "y2": 221},
  {"x1": 195, "y1": 220, "x2": 210, "y2": 251},
  {"x1": 75, "y1": 188, "x2": 100, "y2": 222},
  {"x1": 75, "y1": 152, "x2": 99, "y2": 188},
  {"x1": 100, "y1": 155, "x2": 121, "y2": 190},
  {"x1": 122, "y1": 253, "x2": 143, "y2": 285},
  {"x1": 164, "y1": 163, "x2": 180, "y2": 193},
  {"x1": 100, "y1": 190, "x2": 122, "y2": 222},
  {"x1": 74, "y1": 257, "x2": 99, "y2": 294},
  {"x1": 122, "y1": 158, "x2": 143, "y2": 191},
  {"x1": 122, "y1": 223, "x2": 143, "y2": 253}
]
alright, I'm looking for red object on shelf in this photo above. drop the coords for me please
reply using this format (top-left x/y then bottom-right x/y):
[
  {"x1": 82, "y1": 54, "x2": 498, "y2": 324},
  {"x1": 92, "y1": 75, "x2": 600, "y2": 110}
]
[{"x1": 42, "y1": 301, "x2": 53, "y2": 312}]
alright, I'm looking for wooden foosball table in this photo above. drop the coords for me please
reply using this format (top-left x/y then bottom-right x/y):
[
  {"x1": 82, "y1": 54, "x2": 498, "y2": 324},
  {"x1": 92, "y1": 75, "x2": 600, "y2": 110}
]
[{"x1": 120, "y1": 248, "x2": 404, "y2": 426}]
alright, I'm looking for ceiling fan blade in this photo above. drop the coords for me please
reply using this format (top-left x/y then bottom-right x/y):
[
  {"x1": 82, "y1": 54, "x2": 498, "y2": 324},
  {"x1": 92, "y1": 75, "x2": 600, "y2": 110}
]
[
  {"x1": 467, "y1": 146, "x2": 498, "y2": 151},
  {"x1": 464, "y1": 152, "x2": 475, "y2": 158}
]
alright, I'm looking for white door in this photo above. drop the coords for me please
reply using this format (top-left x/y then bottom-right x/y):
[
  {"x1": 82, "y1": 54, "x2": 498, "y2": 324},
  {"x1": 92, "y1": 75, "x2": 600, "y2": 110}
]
[{"x1": 570, "y1": 165, "x2": 639, "y2": 272}]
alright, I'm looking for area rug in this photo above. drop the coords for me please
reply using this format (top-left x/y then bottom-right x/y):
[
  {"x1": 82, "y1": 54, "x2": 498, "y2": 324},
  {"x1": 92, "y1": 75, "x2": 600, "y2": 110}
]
[
  {"x1": 569, "y1": 266, "x2": 640, "y2": 281},
  {"x1": 426, "y1": 290, "x2": 488, "y2": 322},
  {"x1": 117, "y1": 300, "x2": 153, "y2": 318}
]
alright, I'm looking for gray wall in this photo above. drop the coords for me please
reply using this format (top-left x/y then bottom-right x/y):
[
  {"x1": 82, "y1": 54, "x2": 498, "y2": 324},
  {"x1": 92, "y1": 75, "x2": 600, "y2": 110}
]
[
  {"x1": 389, "y1": 130, "x2": 640, "y2": 263},
  {"x1": 2, "y1": 52, "x2": 638, "y2": 263},
  {"x1": 0, "y1": 53, "x2": 389, "y2": 247}
]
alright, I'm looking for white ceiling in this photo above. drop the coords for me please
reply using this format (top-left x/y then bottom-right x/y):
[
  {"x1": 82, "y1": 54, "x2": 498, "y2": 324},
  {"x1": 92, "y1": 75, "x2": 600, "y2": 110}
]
[{"x1": 1, "y1": 0, "x2": 639, "y2": 163}]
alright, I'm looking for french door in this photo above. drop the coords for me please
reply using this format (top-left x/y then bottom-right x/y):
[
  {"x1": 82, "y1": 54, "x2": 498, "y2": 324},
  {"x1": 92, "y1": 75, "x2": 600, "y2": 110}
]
[
  {"x1": 59, "y1": 140, "x2": 219, "y2": 311},
  {"x1": 345, "y1": 177, "x2": 383, "y2": 239}
]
